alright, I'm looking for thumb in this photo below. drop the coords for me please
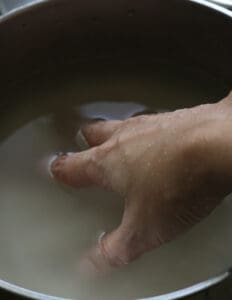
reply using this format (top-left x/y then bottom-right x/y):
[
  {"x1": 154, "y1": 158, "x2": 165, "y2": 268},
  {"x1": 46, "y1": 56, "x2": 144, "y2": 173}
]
[{"x1": 79, "y1": 223, "x2": 146, "y2": 276}]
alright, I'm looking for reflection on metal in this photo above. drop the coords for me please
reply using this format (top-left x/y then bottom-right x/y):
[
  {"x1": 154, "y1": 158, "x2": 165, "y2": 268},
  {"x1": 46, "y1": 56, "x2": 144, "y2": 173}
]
[
  {"x1": 190, "y1": 0, "x2": 232, "y2": 15},
  {"x1": 0, "y1": 279, "x2": 71, "y2": 300},
  {"x1": 0, "y1": 270, "x2": 230, "y2": 300},
  {"x1": 0, "y1": 0, "x2": 33, "y2": 13},
  {"x1": 208, "y1": 0, "x2": 232, "y2": 9},
  {"x1": 0, "y1": 0, "x2": 231, "y2": 15},
  {"x1": 0, "y1": 0, "x2": 231, "y2": 17},
  {"x1": 0, "y1": 0, "x2": 45, "y2": 15},
  {"x1": 0, "y1": 1, "x2": 4, "y2": 15}
]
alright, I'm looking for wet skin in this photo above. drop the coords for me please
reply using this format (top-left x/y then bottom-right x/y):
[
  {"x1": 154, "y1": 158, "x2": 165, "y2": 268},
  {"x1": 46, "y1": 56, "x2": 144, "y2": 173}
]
[{"x1": 52, "y1": 92, "x2": 232, "y2": 274}]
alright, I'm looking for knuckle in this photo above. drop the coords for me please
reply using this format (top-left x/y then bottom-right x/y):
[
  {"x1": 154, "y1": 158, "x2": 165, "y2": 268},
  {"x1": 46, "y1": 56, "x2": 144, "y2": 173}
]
[
  {"x1": 101, "y1": 244, "x2": 135, "y2": 267},
  {"x1": 82, "y1": 124, "x2": 98, "y2": 145},
  {"x1": 91, "y1": 146, "x2": 107, "y2": 163},
  {"x1": 86, "y1": 148, "x2": 108, "y2": 186},
  {"x1": 119, "y1": 249, "x2": 137, "y2": 265},
  {"x1": 99, "y1": 230, "x2": 144, "y2": 267},
  {"x1": 118, "y1": 232, "x2": 145, "y2": 264},
  {"x1": 82, "y1": 121, "x2": 105, "y2": 139},
  {"x1": 134, "y1": 115, "x2": 148, "y2": 123},
  {"x1": 126, "y1": 115, "x2": 147, "y2": 126},
  {"x1": 82, "y1": 123, "x2": 95, "y2": 138}
]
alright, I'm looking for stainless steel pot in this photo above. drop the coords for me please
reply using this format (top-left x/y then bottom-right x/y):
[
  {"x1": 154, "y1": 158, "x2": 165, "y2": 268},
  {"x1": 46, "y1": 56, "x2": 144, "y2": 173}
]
[
  {"x1": 208, "y1": 0, "x2": 232, "y2": 8},
  {"x1": 0, "y1": 0, "x2": 231, "y2": 299},
  {"x1": 1, "y1": 0, "x2": 232, "y2": 13}
]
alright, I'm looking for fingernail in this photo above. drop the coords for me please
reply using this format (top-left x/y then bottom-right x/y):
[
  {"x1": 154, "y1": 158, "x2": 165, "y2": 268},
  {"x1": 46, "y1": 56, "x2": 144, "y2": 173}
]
[
  {"x1": 98, "y1": 231, "x2": 106, "y2": 243},
  {"x1": 54, "y1": 151, "x2": 69, "y2": 157},
  {"x1": 132, "y1": 109, "x2": 157, "y2": 117},
  {"x1": 47, "y1": 154, "x2": 59, "y2": 178},
  {"x1": 75, "y1": 129, "x2": 90, "y2": 151},
  {"x1": 75, "y1": 118, "x2": 106, "y2": 150},
  {"x1": 48, "y1": 152, "x2": 73, "y2": 178},
  {"x1": 89, "y1": 118, "x2": 106, "y2": 123}
]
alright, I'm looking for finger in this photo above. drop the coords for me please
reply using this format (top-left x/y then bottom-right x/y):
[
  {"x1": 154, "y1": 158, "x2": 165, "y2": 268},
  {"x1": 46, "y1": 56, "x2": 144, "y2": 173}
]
[
  {"x1": 79, "y1": 223, "x2": 146, "y2": 276},
  {"x1": 51, "y1": 150, "x2": 104, "y2": 188},
  {"x1": 78, "y1": 120, "x2": 122, "y2": 147}
]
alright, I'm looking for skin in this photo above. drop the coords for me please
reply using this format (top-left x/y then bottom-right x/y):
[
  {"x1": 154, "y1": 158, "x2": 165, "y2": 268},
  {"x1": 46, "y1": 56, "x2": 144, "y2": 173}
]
[{"x1": 52, "y1": 91, "x2": 232, "y2": 274}]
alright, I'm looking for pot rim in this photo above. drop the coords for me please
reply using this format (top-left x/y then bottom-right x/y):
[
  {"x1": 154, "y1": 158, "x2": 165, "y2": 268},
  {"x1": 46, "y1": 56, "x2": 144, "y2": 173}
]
[
  {"x1": 0, "y1": 0, "x2": 231, "y2": 299},
  {"x1": 0, "y1": 0, "x2": 231, "y2": 21},
  {"x1": 0, "y1": 271, "x2": 229, "y2": 300},
  {"x1": 0, "y1": 0, "x2": 232, "y2": 22},
  {"x1": 208, "y1": 0, "x2": 232, "y2": 8}
]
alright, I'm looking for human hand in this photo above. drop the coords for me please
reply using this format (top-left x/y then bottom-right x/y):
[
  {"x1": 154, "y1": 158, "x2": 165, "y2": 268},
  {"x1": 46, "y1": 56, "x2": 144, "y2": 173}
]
[{"x1": 51, "y1": 92, "x2": 232, "y2": 274}]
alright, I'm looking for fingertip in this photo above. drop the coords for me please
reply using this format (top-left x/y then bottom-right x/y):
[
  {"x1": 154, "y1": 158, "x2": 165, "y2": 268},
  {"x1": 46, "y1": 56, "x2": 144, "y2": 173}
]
[
  {"x1": 50, "y1": 153, "x2": 71, "y2": 181},
  {"x1": 49, "y1": 148, "x2": 102, "y2": 188},
  {"x1": 78, "y1": 228, "x2": 131, "y2": 278},
  {"x1": 78, "y1": 120, "x2": 121, "y2": 147},
  {"x1": 51, "y1": 153, "x2": 66, "y2": 170}
]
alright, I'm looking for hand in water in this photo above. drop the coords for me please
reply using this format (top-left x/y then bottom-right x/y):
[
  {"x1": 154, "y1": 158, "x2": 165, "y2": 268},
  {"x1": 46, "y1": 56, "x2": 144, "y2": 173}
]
[{"x1": 52, "y1": 92, "x2": 232, "y2": 274}]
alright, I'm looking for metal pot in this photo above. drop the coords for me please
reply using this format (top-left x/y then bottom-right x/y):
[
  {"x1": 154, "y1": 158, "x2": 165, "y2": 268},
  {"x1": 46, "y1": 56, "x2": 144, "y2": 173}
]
[
  {"x1": 0, "y1": 0, "x2": 231, "y2": 299},
  {"x1": 208, "y1": 0, "x2": 232, "y2": 8}
]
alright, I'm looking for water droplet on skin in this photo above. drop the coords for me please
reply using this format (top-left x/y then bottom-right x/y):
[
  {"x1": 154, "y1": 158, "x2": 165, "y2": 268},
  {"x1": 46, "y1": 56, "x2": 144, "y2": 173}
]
[
  {"x1": 146, "y1": 161, "x2": 151, "y2": 167},
  {"x1": 157, "y1": 159, "x2": 161, "y2": 164},
  {"x1": 163, "y1": 150, "x2": 168, "y2": 157}
]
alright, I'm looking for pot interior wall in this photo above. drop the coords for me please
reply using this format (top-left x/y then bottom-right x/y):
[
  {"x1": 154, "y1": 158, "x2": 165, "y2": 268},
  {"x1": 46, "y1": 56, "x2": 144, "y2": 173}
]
[{"x1": 0, "y1": 0, "x2": 231, "y2": 94}]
